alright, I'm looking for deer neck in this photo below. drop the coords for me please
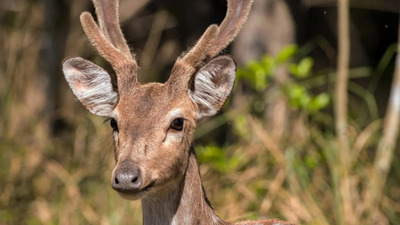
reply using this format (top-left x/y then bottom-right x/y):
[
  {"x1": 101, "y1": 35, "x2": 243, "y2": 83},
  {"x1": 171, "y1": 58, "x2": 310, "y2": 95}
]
[{"x1": 141, "y1": 147, "x2": 227, "y2": 225}]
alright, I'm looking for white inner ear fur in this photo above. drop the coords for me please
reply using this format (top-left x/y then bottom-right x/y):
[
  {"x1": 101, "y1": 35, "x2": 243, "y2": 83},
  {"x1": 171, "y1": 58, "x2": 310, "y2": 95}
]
[
  {"x1": 63, "y1": 57, "x2": 118, "y2": 117},
  {"x1": 188, "y1": 56, "x2": 236, "y2": 119}
]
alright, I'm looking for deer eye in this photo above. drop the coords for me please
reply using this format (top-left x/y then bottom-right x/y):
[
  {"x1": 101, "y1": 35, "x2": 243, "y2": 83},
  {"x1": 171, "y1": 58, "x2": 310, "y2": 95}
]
[
  {"x1": 170, "y1": 118, "x2": 184, "y2": 131},
  {"x1": 110, "y1": 118, "x2": 118, "y2": 132}
]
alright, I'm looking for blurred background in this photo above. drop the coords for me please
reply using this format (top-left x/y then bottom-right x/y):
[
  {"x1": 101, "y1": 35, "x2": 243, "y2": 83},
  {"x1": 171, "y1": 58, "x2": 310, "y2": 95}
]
[{"x1": 1, "y1": 0, "x2": 400, "y2": 224}]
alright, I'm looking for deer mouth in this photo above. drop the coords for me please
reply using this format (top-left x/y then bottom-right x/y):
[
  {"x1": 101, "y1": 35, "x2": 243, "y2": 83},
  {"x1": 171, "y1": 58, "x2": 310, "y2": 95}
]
[{"x1": 116, "y1": 181, "x2": 155, "y2": 200}]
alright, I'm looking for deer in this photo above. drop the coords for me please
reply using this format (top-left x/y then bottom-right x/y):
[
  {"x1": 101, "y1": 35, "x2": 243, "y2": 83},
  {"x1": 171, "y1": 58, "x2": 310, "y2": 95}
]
[{"x1": 62, "y1": 0, "x2": 294, "y2": 224}]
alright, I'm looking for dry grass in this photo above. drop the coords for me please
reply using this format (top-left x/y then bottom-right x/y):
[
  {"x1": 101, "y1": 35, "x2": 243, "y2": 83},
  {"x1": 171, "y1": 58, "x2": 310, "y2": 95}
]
[{"x1": 1, "y1": 1, "x2": 400, "y2": 225}]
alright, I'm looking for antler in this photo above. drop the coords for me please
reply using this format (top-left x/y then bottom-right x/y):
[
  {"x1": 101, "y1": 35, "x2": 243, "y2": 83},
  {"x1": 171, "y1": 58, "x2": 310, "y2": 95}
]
[
  {"x1": 168, "y1": 0, "x2": 254, "y2": 86},
  {"x1": 79, "y1": 0, "x2": 252, "y2": 90},
  {"x1": 80, "y1": 0, "x2": 137, "y2": 88}
]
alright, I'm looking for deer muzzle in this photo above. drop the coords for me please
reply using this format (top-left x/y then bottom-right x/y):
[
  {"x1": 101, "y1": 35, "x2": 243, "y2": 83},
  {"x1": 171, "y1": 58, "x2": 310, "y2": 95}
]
[{"x1": 111, "y1": 160, "x2": 143, "y2": 195}]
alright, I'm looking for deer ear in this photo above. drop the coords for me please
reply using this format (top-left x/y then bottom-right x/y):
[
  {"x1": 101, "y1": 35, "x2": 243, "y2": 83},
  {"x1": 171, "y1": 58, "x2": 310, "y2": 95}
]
[
  {"x1": 62, "y1": 57, "x2": 118, "y2": 117},
  {"x1": 189, "y1": 55, "x2": 236, "y2": 119}
]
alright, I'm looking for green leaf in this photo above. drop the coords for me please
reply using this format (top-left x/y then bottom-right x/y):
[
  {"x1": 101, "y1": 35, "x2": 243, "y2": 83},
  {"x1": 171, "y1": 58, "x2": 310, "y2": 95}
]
[
  {"x1": 236, "y1": 69, "x2": 246, "y2": 80},
  {"x1": 197, "y1": 145, "x2": 229, "y2": 172},
  {"x1": 296, "y1": 57, "x2": 314, "y2": 78},
  {"x1": 227, "y1": 156, "x2": 240, "y2": 171},
  {"x1": 254, "y1": 71, "x2": 268, "y2": 91},
  {"x1": 234, "y1": 115, "x2": 249, "y2": 139},
  {"x1": 275, "y1": 44, "x2": 298, "y2": 64},
  {"x1": 287, "y1": 84, "x2": 306, "y2": 100},
  {"x1": 248, "y1": 61, "x2": 265, "y2": 75},
  {"x1": 315, "y1": 93, "x2": 330, "y2": 108},
  {"x1": 299, "y1": 93, "x2": 311, "y2": 108},
  {"x1": 289, "y1": 64, "x2": 299, "y2": 76},
  {"x1": 305, "y1": 155, "x2": 318, "y2": 169},
  {"x1": 261, "y1": 55, "x2": 275, "y2": 76},
  {"x1": 309, "y1": 93, "x2": 330, "y2": 113}
]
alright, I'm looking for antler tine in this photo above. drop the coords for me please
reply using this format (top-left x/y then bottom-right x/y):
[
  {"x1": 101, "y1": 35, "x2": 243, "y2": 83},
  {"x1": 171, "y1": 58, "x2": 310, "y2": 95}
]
[
  {"x1": 92, "y1": 0, "x2": 132, "y2": 58},
  {"x1": 208, "y1": 0, "x2": 254, "y2": 57},
  {"x1": 169, "y1": 0, "x2": 253, "y2": 89},
  {"x1": 80, "y1": 0, "x2": 137, "y2": 87},
  {"x1": 168, "y1": 25, "x2": 219, "y2": 86},
  {"x1": 179, "y1": 0, "x2": 253, "y2": 67}
]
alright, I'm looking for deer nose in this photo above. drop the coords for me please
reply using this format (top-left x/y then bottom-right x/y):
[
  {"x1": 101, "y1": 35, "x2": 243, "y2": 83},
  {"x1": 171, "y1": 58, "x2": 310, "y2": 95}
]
[{"x1": 112, "y1": 161, "x2": 142, "y2": 192}]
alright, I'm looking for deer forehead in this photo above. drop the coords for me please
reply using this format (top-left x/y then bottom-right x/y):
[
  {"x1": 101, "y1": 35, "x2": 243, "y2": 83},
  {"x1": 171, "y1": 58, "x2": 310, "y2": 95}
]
[{"x1": 115, "y1": 83, "x2": 195, "y2": 127}]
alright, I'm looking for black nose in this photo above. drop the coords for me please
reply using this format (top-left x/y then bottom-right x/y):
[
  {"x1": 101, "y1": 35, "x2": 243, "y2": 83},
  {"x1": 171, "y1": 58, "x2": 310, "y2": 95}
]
[{"x1": 112, "y1": 160, "x2": 142, "y2": 193}]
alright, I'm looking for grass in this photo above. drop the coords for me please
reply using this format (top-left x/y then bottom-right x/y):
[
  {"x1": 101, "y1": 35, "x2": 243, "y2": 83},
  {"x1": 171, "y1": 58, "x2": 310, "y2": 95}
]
[{"x1": 1, "y1": 1, "x2": 400, "y2": 225}]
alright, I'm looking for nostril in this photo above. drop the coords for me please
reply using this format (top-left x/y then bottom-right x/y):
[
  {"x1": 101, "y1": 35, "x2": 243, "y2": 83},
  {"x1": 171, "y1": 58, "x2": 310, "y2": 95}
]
[{"x1": 112, "y1": 161, "x2": 143, "y2": 192}]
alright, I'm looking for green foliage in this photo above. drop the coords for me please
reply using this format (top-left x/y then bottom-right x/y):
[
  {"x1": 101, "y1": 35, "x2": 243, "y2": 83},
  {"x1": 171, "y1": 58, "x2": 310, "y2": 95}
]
[
  {"x1": 196, "y1": 145, "x2": 240, "y2": 173},
  {"x1": 202, "y1": 45, "x2": 331, "y2": 181},
  {"x1": 237, "y1": 45, "x2": 299, "y2": 91},
  {"x1": 2, "y1": 5, "x2": 399, "y2": 222},
  {"x1": 238, "y1": 44, "x2": 330, "y2": 114},
  {"x1": 290, "y1": 57, "x2": 314, "y2": 78},
  {"x1": 237, "y1": 56, "x2": 273, "y2": 91},
  {"x1": 233, "y1": 115, "x2": 251, "y2": 139},
  {"x1": 284, "y1": 83, "x2": 329, "y2": 113},
  {"x1": 275, "y1": 44, "x2": 298, "y2": 64}
]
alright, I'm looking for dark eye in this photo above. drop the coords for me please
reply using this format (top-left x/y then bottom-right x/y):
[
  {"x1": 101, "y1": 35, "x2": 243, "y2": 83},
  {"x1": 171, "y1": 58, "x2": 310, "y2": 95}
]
[
  {"x1": 170, "y1": 118, "x2": 184, "y2": 131},
  {"x1": 110, "y1": 118, "x2": 118, "y2": 132}
]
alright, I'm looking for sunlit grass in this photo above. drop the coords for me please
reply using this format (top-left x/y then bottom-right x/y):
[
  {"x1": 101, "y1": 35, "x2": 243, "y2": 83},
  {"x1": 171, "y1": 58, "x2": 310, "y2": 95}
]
[{"x1": 1, "y1": 1, "x2": 399, "y2": 225}]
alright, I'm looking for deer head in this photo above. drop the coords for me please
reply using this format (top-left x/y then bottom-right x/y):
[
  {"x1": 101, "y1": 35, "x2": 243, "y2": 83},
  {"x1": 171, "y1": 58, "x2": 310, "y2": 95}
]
[{"x1": 62, "y1": 0, "x2": 253, "y2": 200}]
